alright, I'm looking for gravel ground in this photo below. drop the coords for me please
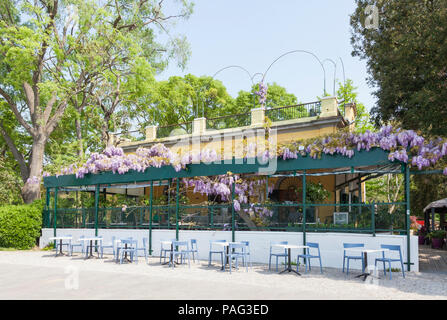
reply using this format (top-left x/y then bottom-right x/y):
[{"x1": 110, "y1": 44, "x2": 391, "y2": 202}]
[{"x1": 0, "y1": 250, "x2": 446, "y2": 300}]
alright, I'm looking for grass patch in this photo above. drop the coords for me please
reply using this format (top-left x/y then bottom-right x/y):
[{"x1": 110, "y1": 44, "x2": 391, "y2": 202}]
[
  {"x1": 42, "y1": 243, "x2": 55, "y2": 251},
  {"x1": 0, "y1": 247, "x2": 17, "y2": 251}
]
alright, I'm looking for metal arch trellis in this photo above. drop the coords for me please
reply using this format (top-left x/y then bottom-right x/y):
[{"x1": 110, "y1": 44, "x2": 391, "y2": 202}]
[
  {"x1": 261, "y1": 49, "x2": 327, "y2": 97},
  {"x1": 211, "y1": 65, "x2": 265, "y2": 112},
  {"x1": 322, "y1": 57, "x2": 347, "y2": 99}
]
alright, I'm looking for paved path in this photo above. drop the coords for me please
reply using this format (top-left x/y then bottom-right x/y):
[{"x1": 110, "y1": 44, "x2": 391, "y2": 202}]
[
  {"x1": 419, "y1": 245, "x2": 447, "y2": 273},
  {"x1": 0, "y1": 251, "x2": 446, "y2": 300}
]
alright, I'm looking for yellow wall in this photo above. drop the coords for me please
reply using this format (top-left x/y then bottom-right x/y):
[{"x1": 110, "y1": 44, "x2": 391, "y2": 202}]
[{"x1": 130, "y1": 120, "x2": 341, "y2": 221}]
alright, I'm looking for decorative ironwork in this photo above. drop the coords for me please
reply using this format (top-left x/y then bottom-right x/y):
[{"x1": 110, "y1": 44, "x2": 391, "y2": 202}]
[
  {"x1": 206, "y1": 112, "x2": 251, "y2": 130},
  {"x1": 265, "y1": 101, "x2": 322, "y2": 122},
  {"x1": 156, "y1": 121, "x2": 193, "y2": 138}
]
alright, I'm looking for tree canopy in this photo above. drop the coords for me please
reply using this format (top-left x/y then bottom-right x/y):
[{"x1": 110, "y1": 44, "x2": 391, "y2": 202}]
[
  {"x1": 0, "y1": 0, "x2": 193, "y2": 202},
  {"x1": 350, "y1": 0, "x2": 447, "y2": 136}
]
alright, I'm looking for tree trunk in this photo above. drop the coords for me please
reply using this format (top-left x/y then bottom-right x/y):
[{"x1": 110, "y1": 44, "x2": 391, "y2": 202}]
[
  {"x1": 101, "y1": 114, "x2": 113, "y2": 147},
  {"x1": 237, "y1": 209, "x2": 259, "y2": 230},
  {"x1": 21, "y1": 136, "x2": 46, "y2": 204},
  {"x1": 75, "y1": 117, "x2": 84, "y2": 159}
]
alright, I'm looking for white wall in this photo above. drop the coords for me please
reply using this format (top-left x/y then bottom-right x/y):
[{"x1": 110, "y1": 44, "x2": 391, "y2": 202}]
[{"x1": 40, "y1": 228, "x2": 418, "y2": 271}]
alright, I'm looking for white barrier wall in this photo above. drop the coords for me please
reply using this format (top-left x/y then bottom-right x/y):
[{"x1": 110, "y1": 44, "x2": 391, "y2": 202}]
[{"x1": 40, "y1": 228, "x2": 419, "y2": 271}]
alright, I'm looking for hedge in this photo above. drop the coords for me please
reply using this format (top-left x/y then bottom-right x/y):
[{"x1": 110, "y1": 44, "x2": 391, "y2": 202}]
[{"x1": 0, "y1": 201, "x2": 43, "y2": 249}]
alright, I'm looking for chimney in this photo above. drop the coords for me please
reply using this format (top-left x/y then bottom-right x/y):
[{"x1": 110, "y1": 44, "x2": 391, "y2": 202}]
[{"x1": 344, "y1": 103, "x2": 357, "y2": 131}]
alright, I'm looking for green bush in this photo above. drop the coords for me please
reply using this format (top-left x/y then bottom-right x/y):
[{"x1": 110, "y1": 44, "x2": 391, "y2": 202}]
[{"x1": 0, "y1": 200, "x2": 43, "y2": 249}]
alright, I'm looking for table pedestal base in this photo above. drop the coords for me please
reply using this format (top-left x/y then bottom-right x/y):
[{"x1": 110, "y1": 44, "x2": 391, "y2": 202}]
[
  {"x1": 85, "y1": 241, "x2": 100, "y2": 259},
  {"x1": 280, "y1": 268, "x2": 301, "y2": 276},
  {"x1": 278, "y1": 248, "x2": 302, "y2": 276}
]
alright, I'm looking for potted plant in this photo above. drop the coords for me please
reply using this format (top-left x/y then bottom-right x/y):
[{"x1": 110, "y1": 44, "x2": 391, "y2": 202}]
[
  {"x1": 417, "y1": 226, "x2": 428, "y2": 245},
  {"x1": 427, "y1": 230, "x2": 446, "y2": 249}
]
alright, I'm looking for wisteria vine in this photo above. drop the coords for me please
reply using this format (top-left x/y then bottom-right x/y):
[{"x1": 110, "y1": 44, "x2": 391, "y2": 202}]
[
  {"x1": 255, "y1": 82, "x2": 268, "y2": 106},
  {"x1": 40, "y1": 125, "x2": 447, "y2": 214},
  {"x1": 182, "y1": 174, "x2": 274, "y2": 218}
]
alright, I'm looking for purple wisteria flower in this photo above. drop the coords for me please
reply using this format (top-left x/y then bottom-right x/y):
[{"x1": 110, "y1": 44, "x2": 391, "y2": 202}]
[
  {"x1": 53, "y1": 125, "x2": 447, "y2": 182},
  {"x1": 255, "y1": 82, "x2": 268, "y2": 106}
]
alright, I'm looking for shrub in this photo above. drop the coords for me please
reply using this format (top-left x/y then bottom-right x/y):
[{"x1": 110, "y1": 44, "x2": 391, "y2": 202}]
[
  {"x1": 427, "y1": 230, "x2": 447, "y2": 240},
  {"x1": 0, "y1": 200, "x2": 43, "y2": 249}
]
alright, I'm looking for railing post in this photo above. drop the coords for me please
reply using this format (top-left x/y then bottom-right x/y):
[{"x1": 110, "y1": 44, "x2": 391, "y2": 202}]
[
  {"x1": 193, "y1": 117, "x2": 206, "y2": 135},
  {"x1": 53, "y1": 187, "x2": 58, "y2": 237},
  {"x1": 149, "y1": 181, "x2": 153, "y2": 255},
  {"x1": 175, "y1": 178, "x2": 180, "y2": 241},
  {"x1": 168, "y1": 179, "x2": 171, "y2": 229},
  {"x1": 94, "y1": 184, "x2": 100, "y2": 237},
  {"x1": 139, "y1": 207, "x2": 143, "y2": 228},
  {"x1": 265, "y1": 176, "x2": 269, "y2": 200},
  {"x1": 405, "y1": 165, "x2": 411, "y2": 272},
  {"x1": 45, "y1": 187, "x2": 50, "y2": 228},
  {"x1": 371, "y1": 201, "x2": 376, "y2": 236},
  {"x1": 231, "y1": 181, "x2": 235, "y2": 242},
  {"x1": 357, "y1": 175, "x2": 362, "y2": 227},
  {"x1": 320, "y1": 96, "x2": 338, "y2": 118},
  {"x1": 250, "y1": 107, "x2": 265, "y2": 126},
  {"x1": 145, "y1": 125, "x2": 158, "y2": 141},
  {"x1": 302, "y1": 170, "x2": 307, "y2": 255}
]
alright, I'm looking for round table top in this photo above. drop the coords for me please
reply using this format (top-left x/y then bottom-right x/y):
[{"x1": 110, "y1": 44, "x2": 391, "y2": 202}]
[
  {"x1": 77, "y1": 237, "x2": 103, "y2": 242},
  {"x1": 345, "y1": 248, "x2": 389, "y2": 254},
  {"x1": 271, "y1": 244, "x2": 309, "y2": 250},
  {"x1": 48, "y1": 236, "x2": 72, "y2": 240}
]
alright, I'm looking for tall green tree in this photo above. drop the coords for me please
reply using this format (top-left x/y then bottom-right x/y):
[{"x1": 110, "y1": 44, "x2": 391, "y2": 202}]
[
  {"x1": 134, "y1": 74, "x2": 233, "y2": 130},
  {"x1": 234, "y1": 82, "x2": 298, "y2": 114},
  {"x1": 350, "y1": 0, "x2": 447, "y2": 136},
  {"x1": 0, "y1": 0, "x2": 193, "y2": 203},
  {"x1": 336, "y1": 79, "x2": 374, "y2": 133}
]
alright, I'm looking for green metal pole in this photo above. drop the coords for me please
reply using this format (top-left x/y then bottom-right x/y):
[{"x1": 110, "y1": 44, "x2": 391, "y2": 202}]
[
  {"x1": 265, "y1": 176, "x2": 269, "y2": 200},
  {"x1": 149, "y1": 181, "x2": 153, "y2": 255},
  {"x1": 168, "y1": 179, "x2": 172, "y2": 229},
  {"x1": 405, "y1": 165, "x2": 411, "y2": 272},
  {"x1": 371, "y1": 200, "x2": 375, "y2": 236},
  {"x1": 231, "y1": 181, "x2": 235, "y2": 242},
  {"x1": 82, "y1": 208, "x2": 85, "y2": 228},
  {"x1": 94, "y1": 184, "x2": 100, "y2": 237},
  {"x1": 175, "y1": 178, "x2": 180, "y2": 241},
  {"x1": 45, "y1": 187, "x2": 50, "y2": 228},
  {"x1": 358, "y1": 176, "x2": 362, "y2": 227},
  {"x1": 302, "y1": 170, "x2": 307, "y2": 254},
  {"x1": 53, "y1": 187, "x2": 58, "y2": 237}
]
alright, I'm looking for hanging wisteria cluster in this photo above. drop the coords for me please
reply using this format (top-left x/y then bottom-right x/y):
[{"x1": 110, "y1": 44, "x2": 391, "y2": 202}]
[
  {"x1": 255, "y1": 82, "x2": 268, "y2": 105},
  {"x1": 182, "y1": 174, "x2": 274, "y2": 215},
  {"x1": 37, "y1": 124, "x2": 447, "y2": 220},
  {"x1": 45, "y1": 125, "x2": 447, "y2": 183},
  {"x1": 278, "y1": 125, "x2": 447, "y2": 174}
]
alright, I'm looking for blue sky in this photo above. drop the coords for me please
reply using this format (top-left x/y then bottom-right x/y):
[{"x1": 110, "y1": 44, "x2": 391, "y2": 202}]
[{"x1": 157, "y1": 0, "x2": 375, "y2": 110}]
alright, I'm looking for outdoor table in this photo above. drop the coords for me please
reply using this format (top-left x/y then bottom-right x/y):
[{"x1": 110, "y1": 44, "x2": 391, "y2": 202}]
[
  {"x1": 346, "y1": 248, "x2": 389, "y2": 281},
  {"x1": 160, "y1": 240, "x2": 179, "y2": 267},
  {"x1": 212, "y1": 241, "x2": 244, "y2": 271},
  {"x1": 117, "y1": 239, "x2": 136, "y2": 263},
  {"x1": 271, "y1": 244, "x2": 310, "y2": 275},
  {"x1": 48, "y1": 236, "x2": 72, "y2": 256},
  {"x1": 78, "y1": 237, "x2": 103, "y2": 259}
]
